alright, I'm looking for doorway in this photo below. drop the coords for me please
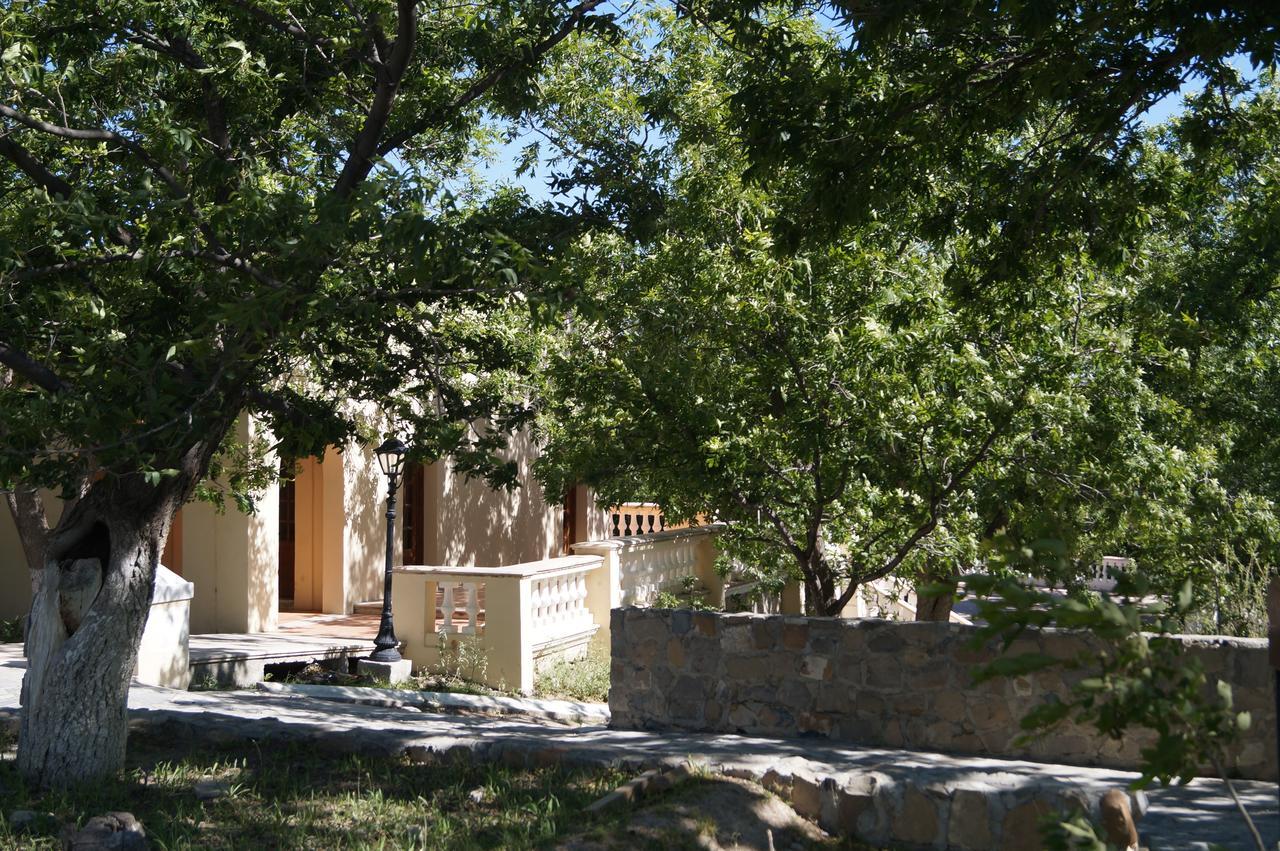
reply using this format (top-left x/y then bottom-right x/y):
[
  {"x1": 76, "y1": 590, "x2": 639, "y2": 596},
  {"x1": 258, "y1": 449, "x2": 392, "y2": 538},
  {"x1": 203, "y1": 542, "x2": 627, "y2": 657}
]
[
  {"x1": 402, "y1": 463, "x2": 427, "y2": 565},
  {"x1": 278, "y1": 476, "x2": 296, "y2": 608}
]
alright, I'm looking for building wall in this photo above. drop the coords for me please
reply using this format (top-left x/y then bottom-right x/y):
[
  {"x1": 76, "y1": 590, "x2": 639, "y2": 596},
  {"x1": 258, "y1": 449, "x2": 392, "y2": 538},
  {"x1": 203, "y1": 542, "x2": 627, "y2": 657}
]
[
  {"x1": 184, "y1": 415, "x2": 279, "y2": 634},
  {"x1": 425, "y1": 429, "x2": 567, "y2": 567},
  {"x1": 609, "y1": 609, "x2": 1275, "y2": 781},
  {"x1": 0, "y1": 420, "x2": 612, "y2": 627},
  {"x1": 342, "y1": 440, "x2": 395, "y2": 609}
]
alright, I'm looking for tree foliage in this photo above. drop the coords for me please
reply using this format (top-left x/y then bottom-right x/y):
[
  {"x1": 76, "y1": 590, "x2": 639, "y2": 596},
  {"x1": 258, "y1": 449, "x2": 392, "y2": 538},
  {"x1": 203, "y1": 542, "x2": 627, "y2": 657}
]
[
  {"x1": 0, "y1": 0, "x2": 609, "y2": 786},
  {"x1": 535, "y1": 8, "x2": 1280, "y2": 623}
]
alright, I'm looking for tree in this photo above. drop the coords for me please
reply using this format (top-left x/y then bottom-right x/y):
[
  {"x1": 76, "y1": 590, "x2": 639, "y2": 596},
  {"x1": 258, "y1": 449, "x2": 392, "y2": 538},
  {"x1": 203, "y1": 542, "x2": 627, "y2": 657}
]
[
  {"x1": 0, "y1": 0, "x2": 609, "y2": 786},
  {"x1": 535, "y1": 8, "x2": 1280, "y2": 623},
  {"x1": 531, "y1": 10, "x2": 1179, "y2": 616},
  {"x1": 691, "y1": 1, "x2": 1278, "y2": 250}
]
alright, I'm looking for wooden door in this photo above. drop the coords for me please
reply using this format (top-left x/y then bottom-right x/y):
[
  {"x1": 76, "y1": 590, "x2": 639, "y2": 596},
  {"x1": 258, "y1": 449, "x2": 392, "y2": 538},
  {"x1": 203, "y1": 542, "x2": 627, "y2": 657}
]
[
  {"x1": 278, "y1": 476, "x2": 296, "y2": 604},
  {"x1": 401, "y1": 463, "x2": 427, "y2": 565}
]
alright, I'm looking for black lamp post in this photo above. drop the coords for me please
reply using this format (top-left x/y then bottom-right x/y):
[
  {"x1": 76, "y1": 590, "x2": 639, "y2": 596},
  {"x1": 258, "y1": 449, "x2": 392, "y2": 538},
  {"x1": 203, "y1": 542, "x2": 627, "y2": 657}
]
[{"x1": 370, "y1": 435, "x2": 408, "y2": 663}]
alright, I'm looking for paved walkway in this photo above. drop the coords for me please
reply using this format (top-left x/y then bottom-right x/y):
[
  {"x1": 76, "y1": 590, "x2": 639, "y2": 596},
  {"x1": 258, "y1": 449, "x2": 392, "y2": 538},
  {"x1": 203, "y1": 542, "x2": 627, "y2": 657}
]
[{"x1": 0, "y1": 651, "x2": 1273, "y2": 849}]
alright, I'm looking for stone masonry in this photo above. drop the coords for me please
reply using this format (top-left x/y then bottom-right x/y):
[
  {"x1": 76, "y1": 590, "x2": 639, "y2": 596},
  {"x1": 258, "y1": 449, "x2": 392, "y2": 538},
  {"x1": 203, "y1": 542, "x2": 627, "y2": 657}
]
[{"x1": 608, "y1": 608, "x2": 1275, "y2": 781}]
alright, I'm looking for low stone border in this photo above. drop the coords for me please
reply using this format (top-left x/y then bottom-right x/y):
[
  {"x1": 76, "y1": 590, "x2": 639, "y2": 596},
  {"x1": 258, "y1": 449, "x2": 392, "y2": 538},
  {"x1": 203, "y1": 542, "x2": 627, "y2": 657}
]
[
  {"x1": 584, "y1": 765, "x2": 695, "y2": 814},
  {"x1": 254, "y1": 682, "x2": 610, "y2": 726}
]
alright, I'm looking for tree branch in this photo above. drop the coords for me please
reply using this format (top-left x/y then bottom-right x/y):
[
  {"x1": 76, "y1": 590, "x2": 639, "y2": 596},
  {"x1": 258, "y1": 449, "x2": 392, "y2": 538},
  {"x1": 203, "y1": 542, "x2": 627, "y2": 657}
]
[
  {"x1": 0, "y1": 136, "x2": 74, "y2": 199},
  {"x1": 219, "y1": 0, "x2": 335, "y2": 59},
  {"x1": 0, "y1": 104, "x2": 197, "y2": 221},
  {"x1": 0, "y1": 340, "x2": 69, "y2": 394},
  {"x1": 0, "y1": 130, "x2": 136, "y2": 247},
  {"x1": 331, "y1": 0, "x2": 419, "y2": 201},
  {"x1": 374, "y1": 0, "x2": 607, "y2": 157},
  {"x1": 834, "y1": 415, "x2": 1009, "y2": 612}
]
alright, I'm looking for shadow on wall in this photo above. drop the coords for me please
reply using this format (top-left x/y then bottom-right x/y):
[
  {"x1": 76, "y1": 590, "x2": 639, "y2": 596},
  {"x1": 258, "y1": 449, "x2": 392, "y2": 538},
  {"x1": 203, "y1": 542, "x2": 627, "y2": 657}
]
[
  {"x1": 345, "y1": 442, "x2": 389, "y2": 606},
  {"x1": 433, "y1": 430, "x2": 562, "y2": 567},
  {"x1": 246, "y1": 457, "x2": 281, "y2": 633}
]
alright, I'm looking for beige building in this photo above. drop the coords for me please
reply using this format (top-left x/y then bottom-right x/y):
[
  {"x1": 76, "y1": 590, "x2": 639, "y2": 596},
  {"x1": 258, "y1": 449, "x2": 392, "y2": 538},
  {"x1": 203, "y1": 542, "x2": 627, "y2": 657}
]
[{"x1": 0, "y1": 418, "x2": 611, "y2": 634}]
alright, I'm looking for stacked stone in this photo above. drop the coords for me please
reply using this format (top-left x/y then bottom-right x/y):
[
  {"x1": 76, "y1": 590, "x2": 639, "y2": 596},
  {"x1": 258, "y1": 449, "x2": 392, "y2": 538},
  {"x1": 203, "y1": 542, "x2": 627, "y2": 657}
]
[{"x1": 608, "y1": 608, "x2": 1274, "y2": 781}]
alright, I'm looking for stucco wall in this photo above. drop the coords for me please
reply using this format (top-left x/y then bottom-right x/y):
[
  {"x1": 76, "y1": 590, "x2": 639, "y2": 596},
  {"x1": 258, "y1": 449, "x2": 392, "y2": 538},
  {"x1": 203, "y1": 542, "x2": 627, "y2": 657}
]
[
  {"x1": 609, "y1": 609, "x2": 1275, "y2": 781},
  {"x1": 426, "y1": 429, "x2": 565, "y2": 567},
  {"x1": 343, "y1": 440, "x2": 393, "y2": 609},
  {"x1": 184, "y1": 415, "x2": 279, "y2": 634}
]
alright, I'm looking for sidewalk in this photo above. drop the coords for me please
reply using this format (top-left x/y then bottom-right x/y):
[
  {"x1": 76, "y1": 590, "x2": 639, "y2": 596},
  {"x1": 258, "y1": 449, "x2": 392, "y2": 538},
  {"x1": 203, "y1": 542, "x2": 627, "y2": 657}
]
[{"x1": 0, "y1": 650, "x2": 1273, "y2": 849}]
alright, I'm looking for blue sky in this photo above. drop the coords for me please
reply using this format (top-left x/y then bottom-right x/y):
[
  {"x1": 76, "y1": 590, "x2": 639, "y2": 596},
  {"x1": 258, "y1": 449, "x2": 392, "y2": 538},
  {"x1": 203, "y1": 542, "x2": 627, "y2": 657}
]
[{"x1": 1139, "y1": 52, "x2": 1261, "y2": 126}]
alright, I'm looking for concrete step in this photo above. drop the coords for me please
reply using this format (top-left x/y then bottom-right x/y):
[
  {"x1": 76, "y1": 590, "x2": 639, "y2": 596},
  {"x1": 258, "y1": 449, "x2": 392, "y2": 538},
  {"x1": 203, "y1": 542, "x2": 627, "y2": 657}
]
[
  {"x1": 189, "y1": 633, "x2": 372, "y2": 688},
  {"x1": 353, "y1": 600, "x2": 383, "y2": 615}
]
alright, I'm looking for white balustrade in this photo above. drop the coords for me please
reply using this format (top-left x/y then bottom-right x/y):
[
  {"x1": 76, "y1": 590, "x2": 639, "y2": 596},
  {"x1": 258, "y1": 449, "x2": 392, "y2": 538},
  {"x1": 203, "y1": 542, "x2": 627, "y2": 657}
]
[
  {"x1": 390, "y1": 527, "x2": 723, "y2": 696},
  {"x1": 1089, "y1": 556, "x2": 1132, "y2": 592},
  {"x1": 392, "y1": 555, "x2": 607, "y2": 695},
  {"x1": 530, "y1": 569, "x2": 594, "y2": 644},
  {"x1": 616, "y1": 533, "x2": 700, "y2": 606},
  {"x1": 436, "y1": 580, "x2": 480, "y2": 635}
]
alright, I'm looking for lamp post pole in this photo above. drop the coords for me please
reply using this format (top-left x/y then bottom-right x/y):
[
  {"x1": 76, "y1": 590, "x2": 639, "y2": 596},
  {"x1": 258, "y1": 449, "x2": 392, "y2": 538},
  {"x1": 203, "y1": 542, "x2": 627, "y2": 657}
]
[{"x1": 370, "y1": 437, "x2": 407, "y2": 662}]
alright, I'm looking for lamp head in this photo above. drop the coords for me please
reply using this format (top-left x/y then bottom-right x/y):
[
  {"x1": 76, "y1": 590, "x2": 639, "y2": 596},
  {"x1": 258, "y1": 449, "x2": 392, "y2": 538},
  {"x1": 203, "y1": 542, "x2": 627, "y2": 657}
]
[{"x1": 375, "y1": 436, "x2": 409, "y2": 479}]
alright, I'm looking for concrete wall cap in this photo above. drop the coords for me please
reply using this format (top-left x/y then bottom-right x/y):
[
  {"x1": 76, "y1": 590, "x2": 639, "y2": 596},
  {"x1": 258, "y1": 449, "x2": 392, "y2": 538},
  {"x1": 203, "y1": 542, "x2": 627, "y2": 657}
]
[{"x1": 153, "y1": 564, "x2": 195, "y2": 604}]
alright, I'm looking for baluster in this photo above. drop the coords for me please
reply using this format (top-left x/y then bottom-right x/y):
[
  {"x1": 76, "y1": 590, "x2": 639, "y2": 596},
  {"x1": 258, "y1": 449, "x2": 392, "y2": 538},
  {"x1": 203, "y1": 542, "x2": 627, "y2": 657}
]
[
  {"x1": 611, "y1": 512, "x2": 621, "y2": 537},
  {"x1": 658, "y1": 513, "x2": 666, "y2": 531},
  {"x1": 624, "y1": 513, "x2": 633, "y2": 535},
  {"x1": 442, "y1": 583, "x2": 456, "y2": 633},
  {"x1": 645, "y1": 514, "x2": 655, "y2": 533},
  {"x1": 532, "y1": 578, "x2": 547, "y2": 629},
  {"x1": 466, "y1": 582, "x2": 479, "y2": 632}
]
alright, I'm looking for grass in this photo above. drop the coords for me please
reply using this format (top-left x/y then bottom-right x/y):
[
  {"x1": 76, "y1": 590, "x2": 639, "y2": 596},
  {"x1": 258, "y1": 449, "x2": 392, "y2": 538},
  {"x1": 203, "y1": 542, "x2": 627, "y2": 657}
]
[
  {"x1": 534, "y1": 645, "x2": 610, "y2": 704},
  {"x1": 0, "y1": 732, "x2": 630, "y2": 850}
]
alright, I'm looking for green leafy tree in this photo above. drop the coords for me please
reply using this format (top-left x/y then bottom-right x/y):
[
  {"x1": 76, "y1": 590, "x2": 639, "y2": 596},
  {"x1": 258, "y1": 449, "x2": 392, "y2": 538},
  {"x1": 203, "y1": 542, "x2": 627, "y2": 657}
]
[
  {"x1": 0, "y1": 0, "x2": 609, "y2": 786},
  {"x1": 533, "y1": 10, "x2": 1183, "y2": 616}
]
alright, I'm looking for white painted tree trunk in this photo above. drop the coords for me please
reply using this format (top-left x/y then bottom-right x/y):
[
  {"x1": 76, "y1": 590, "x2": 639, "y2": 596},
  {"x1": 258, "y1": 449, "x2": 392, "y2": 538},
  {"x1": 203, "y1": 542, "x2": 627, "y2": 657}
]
[{"x1": 17, "y1": 482, "x2": 175, "y2": 787}]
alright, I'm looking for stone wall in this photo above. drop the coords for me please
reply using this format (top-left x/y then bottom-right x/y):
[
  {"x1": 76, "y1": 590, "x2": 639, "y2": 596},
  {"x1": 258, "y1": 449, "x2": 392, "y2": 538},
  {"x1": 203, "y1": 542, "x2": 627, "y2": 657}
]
[{"x1": 609, "y1": 608, "x2": 1275, "y2": 780}]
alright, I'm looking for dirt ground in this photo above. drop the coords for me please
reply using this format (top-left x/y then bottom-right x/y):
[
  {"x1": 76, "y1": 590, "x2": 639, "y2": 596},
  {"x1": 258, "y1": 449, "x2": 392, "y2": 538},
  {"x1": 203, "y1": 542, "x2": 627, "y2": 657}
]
[{"x1": 555, "y1": 775, "x2": 869, "y2": 851}]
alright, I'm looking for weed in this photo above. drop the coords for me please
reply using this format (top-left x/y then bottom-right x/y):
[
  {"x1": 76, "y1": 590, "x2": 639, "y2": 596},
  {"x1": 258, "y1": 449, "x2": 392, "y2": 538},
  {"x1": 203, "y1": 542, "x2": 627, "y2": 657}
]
[{"x1": 534, "y1": 644, "x2": 610, "y2": 703}]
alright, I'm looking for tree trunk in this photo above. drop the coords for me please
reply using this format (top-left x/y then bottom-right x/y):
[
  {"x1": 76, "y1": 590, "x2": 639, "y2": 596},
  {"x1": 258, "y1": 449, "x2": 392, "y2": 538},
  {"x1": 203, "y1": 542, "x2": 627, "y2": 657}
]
[
  {"x1": 18, "y1": 477, "x2": 180, "y2": 788},
  {"x1": 914, "y1": 586, "x2": 955, "y2": 621},
  {"x1": 915, "y1": 557, "x2": 956, "y2": 622},
  {"x1": 799, "y1": 549, "x2": 845, "y2": 617},
  {"x1": 4, "y1": 486, "x2": 49, "y2": 577}
]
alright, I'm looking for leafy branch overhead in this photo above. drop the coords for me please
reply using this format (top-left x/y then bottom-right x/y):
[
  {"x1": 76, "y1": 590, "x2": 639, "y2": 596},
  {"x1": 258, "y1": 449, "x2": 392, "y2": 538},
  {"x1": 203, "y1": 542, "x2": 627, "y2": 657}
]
[
  {"x1": 533, "y1": 8, "x2": 1280, "y2": 621},
  {"x1": 0, "y1": 0, "x2": 609, "y2": 498}
]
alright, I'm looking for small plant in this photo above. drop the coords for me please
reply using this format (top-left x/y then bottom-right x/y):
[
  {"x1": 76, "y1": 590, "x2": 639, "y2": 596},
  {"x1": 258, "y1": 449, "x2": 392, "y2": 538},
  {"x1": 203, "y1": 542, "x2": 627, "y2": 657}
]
[
  {"x1": 534, "y1": 644, "x2": 610, "y2": 703},
  {"x1": 434, "y1": 628, "x2": 489, "y2": 686},
  {"x1": 0, "y1": 617, "x2": 23, "y2": 644},
  {"x1": 652, "y1": 575, "x2": 716, "y2": 610}
]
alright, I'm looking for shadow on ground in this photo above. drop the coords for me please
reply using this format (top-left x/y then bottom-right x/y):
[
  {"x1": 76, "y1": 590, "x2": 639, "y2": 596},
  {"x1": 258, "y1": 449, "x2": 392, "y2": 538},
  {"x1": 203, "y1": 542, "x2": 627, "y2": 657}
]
[{"x1": 556, "y1": 776, "x2": 865, "y2": 851}]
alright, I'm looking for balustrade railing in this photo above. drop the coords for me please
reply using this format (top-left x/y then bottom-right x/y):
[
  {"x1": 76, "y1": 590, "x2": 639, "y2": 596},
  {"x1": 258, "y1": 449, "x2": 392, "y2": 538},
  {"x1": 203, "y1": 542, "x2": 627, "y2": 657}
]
[
  {"x1": 391, "y1": 526, "x2": 724, "y2": 695},
  {"x1": 609, "y1": 502, "x2": 691, "y2": 537},
  {"x1": 393, "y1": 555, "x2": 608, "y2": 694},
  {"x1": 574, "y1": 524, "x2": 723, "y2": 609},
  {"x1": 436, "y1": 581, "x2": 482, "y2": 635}
]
